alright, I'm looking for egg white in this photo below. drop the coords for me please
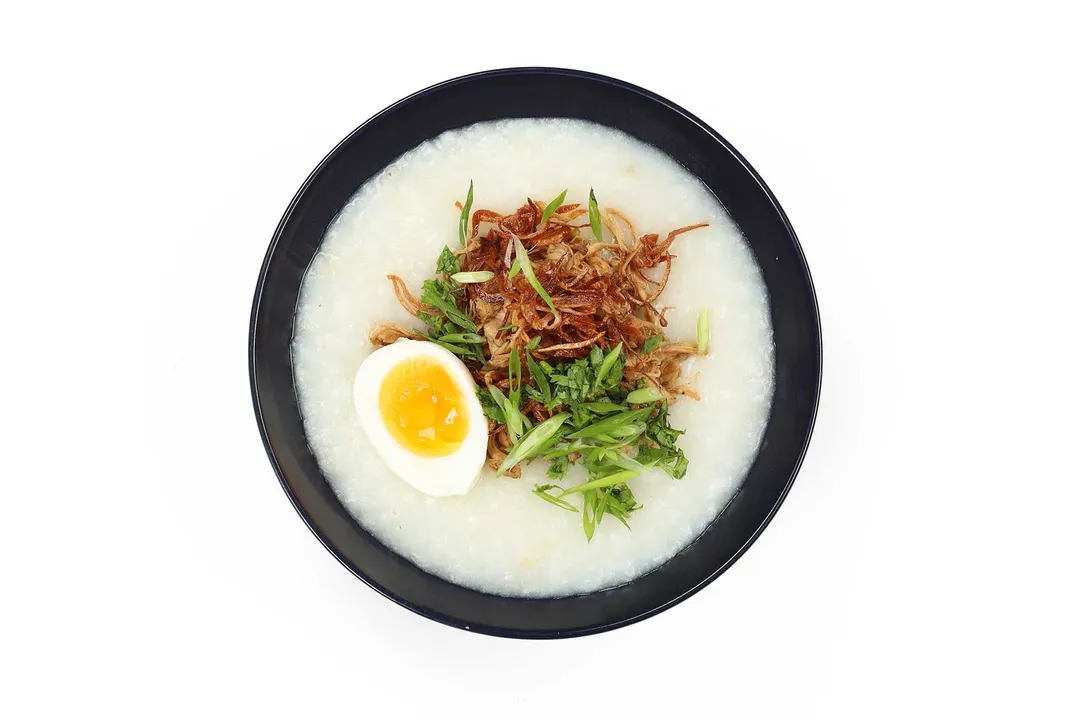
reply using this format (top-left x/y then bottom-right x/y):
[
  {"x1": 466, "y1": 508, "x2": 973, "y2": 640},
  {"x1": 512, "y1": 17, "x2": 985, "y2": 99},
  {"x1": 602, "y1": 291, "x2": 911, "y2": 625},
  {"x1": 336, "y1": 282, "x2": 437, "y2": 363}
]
[{"x1": 353, "y1": 339, "x2": 488, "y2": 497}]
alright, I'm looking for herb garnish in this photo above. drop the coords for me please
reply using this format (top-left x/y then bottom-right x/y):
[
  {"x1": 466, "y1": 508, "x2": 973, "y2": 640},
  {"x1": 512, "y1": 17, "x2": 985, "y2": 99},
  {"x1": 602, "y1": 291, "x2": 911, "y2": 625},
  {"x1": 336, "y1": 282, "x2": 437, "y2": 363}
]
[
  {"x1": 451, "y1": 271, "x2": 494, "y2": 283},
  {"x1": 588, "y1": 188, "x2": 603, "y2": 243},
  {"x1": 539, "y1": 188, "x2": 568, "y2": 228},
  {"x1": 459, "y1": 180, "x2": 474, "y2": 246},
  {"x1": 513, "y1": 235, "x2": 558, "y2": 317},
  {"x1": 372, "y1": 187, "x2": 709, "y2": 539},
  {"x1": 642, "y1": 334, "x2": 663, "y2": 354}
]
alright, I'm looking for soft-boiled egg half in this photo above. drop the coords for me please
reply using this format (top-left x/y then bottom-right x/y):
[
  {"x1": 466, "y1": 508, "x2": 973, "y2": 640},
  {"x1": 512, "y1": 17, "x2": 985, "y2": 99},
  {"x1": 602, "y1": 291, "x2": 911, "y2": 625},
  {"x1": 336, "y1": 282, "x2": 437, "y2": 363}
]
[{"x1": 353, "y1": 339, "x2": 487, "y2": 496}]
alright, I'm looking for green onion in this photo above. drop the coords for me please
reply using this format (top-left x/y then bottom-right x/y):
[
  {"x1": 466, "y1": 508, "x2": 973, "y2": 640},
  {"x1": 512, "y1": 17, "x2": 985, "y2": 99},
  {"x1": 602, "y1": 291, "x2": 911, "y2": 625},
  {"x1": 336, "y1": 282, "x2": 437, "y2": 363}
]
[
  {"x1": 581, "y1": 489, "x2": 597, "y2": 541},
  {"x1": 459, "y1": 180, "x2": 473, "y2": 246},
  {"x1": 539, "y1": 188, "x2": 568, "y2": 227},
  {"x1": 507, "y1": 258, "x2": 520, "y2": 278},
  {"x1": 525, "y1": 336, "x2": 541, "y2": 350},
  {"x1": 508, "y1": 346, "x2": 521, "y2": 396},
  {"x1": 533, "y1": 485, "x2": 578, "y2": 512},
  {"x1": 697, "y1": 308, "x2": 709, "y2": 353},
  {"x1": 604, "y1": 451, "x2": 657, "y2": 474},
  {"x1": 488, "y1": 385, "x2": 510, "y2": 411},
  {"x1": 489, "y1": 385, "x2": 521, "y2": 443},
  {"x1": 512, "y1": 235, "x2": 558, "y2": 317},
  {"x1": 543, "y1": 442, "x2": 587, "y2": 460},
  {"x1": 593, "y1": 342, "x2": 623, "y2": 389},
  {"x1": 525, "y1": 352, "x2": 551, "y2": 404},
  {"x1": 566, "y1": 407, "x2": 653, "y2": 440},
  {"x1": 588, "y1": 188, "x2": 603, "y2": 242},
  {"x1": 605, "y1": 422, "x2": 646, "y2": 439},
  {"x1": 559, "y1": 469, "x2": 642, "y2": 496},
  {"x1": 428, "y1": 339, "x2": 469, "y2": 355},
  {"x1": 450, "y1": 271, "x2": 494, "y2": 284},
  {"x1": 437, "y1": 333, "x2": 486, "y2": 344},
  {"x1": 581, "y1": 401, "x2": 626, "y2": 414},
  {"x1": 627, "y1": 386, "x2": 665, "y2": 404},
  {"x1": 594, "y1": 489, "x2": 608, "y2": 527},
  {"x1": 497, "y1": 413, "x2": 570, "y2": 476},
  {"x1": 509, "y1": 347, "x2": 524, "y2": 444}
]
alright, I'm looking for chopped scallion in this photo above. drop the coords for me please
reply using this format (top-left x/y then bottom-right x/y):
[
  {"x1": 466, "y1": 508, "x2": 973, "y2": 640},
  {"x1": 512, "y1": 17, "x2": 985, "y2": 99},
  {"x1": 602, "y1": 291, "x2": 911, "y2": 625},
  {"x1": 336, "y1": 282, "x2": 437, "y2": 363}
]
[
  {"x1": 450, "y1": 271, "x2": 494, "y2": 284},
  {"x1": 588, "y1": 188, "x2": 603, "y2": 242},
  {"x1": 512, "y1": 235, "x2": 558, "y2": 317},
  {"x1": 558, "y1": 469, "x2": 642, "y2": 496},
  {"x1": 496, "y1": 413, "x2": 570, "y2": 476},
  {"x1": 539, "y1": 188, "x2": 568, "y2": 227},
  {"x1": 627, "y1": 386, "x2": 665, "y2": 404}
]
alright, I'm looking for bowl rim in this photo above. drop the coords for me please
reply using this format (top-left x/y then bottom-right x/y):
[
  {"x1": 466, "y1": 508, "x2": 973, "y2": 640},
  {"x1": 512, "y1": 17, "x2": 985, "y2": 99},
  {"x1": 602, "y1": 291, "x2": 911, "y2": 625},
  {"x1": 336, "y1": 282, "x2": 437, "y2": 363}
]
[{"x1": 249, "y1": 66, "x2": 822, "y2": 638}]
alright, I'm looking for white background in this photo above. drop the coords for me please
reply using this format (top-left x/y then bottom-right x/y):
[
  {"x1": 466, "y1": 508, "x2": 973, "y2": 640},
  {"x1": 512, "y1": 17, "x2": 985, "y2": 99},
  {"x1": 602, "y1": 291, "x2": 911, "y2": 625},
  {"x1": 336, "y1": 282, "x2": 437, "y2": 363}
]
[{"x1": 3, "y1": 2, "x2": 1078, "y2": 718}]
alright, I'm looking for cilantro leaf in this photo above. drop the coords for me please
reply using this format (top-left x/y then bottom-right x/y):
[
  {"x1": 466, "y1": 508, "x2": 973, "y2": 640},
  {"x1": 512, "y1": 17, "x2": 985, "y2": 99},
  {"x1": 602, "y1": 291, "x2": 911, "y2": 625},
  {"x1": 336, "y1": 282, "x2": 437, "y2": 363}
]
[
  {"x1": 547, "y1": 454, "x2": 570, "y2": 481},
  {"x1": 420, "y1": 278, "x2": 476, "y2": 333},
  {"x1": 642, "y1": 334, "x2": 664, "y2": 354},
  {"x1": 436, "y1": 246, "x2": 460, "y2": 275}
]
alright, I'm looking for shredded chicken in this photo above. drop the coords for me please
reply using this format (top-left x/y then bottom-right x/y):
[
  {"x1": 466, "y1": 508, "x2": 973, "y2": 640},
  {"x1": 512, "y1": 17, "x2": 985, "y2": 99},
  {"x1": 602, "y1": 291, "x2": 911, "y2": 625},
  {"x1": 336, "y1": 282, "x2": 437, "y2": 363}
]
[{"x1": 369, "y1": 322, "x2": 421, "y2": 347}]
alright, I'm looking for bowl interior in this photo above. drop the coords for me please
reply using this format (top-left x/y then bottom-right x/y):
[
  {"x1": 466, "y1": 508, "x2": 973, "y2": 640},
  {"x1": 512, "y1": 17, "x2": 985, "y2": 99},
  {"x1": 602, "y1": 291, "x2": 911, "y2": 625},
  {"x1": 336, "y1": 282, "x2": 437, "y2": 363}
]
[{"x1": 250, "y1": 68, "x2": 820, "y2": 638}]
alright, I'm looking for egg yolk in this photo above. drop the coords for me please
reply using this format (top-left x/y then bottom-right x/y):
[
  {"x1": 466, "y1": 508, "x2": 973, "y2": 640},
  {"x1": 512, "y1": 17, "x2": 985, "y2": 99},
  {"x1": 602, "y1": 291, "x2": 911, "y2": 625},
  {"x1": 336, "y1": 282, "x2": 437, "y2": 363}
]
[{"x1": 378, "y1": 357, "x2": 469, "y2": 457}]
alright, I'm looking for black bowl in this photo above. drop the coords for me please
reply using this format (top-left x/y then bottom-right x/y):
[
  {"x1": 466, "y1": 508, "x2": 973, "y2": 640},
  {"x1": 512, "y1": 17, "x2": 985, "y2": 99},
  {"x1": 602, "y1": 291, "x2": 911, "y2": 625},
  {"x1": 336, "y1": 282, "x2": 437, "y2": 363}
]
[{"x1": 250, "y1": 67, "x2": 821, "y2": 638}]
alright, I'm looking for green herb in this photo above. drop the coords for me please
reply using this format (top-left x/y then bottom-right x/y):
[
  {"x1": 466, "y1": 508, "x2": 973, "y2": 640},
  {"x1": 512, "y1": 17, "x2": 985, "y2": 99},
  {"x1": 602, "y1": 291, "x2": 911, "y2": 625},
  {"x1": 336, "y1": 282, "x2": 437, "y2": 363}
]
[
  {"x1": 603, "y1": 450, "x2": 657, "y2": 474},
  {"x1": 507, "y1": 257, "x2": 520, "y2": 278},
  {"x1": 646, "y1": 403, "x2": 684, "y2": 449},
  {"x1": 438, "y1": 333, "x2": 485, "y2": 344},
  {"x1": 641, "y1": 334, "x2": 664, "y2": 354},
  {"x1": 508, "y1": 346, "x2": 522, "y2": 396},
  {"x1": 697, "y1": 308, "x2": 709, "y2": 354},
  {"x1": 593, "y1": 342, "x2": 623, "y2": 391},
  {"x1": 581, "y1": 488, "x2": 597, "y2": 540},
  {"x1": 505, "y1": 349, "x2": 527, "y2": 444},
  {"x1": 488, "y1": 385, "x2": 522, "y2": 443},
  {"x1": 559, "y1": 469, "x2": 642, "y2": 496},
  {"x1": 580, "y1": 401, "x2": 625, "y2": 414},
  {"x1": 459, "y1": 180, "x2": 474, "y2": 246},
  {"x1": 593, "y1": 489, "x2": 608, "y2": 528},
  {"x1": 525, "y1": 352, "x2": 552, "y2": 405},
  {"x1": 533, "y1": 484, "x2": 578, "y2": 512},
  {"x1": 417, "y1": 311, "x2": 449, "y2": 336},
  {"x1": 588, "y1": 188, "x2": 603, "y2": 242},
  {"x1": 477, "y1": 387, "x2": 506, "y2": 424},
  {"x1": 420, "y1": 279, "x2": 476, "y2": 333},
  {"x1": 543, "y1": 442, "x2": 585, "y2": 460},
  {"x1": 637, "y1": 444, "x2": 688, "y2": 479},
  {"x1": 506, "y1": 348, "x2": 524, "y2": 441},
  {"x1": 497, "y1": 413, "x2": 570, "y2": 476},
  {"x1": 600, "y1": 486, "x2": 641, "y2": 529},
  {"x1": 450, "y1": 271, "x2": 494, "y2": 284},
  {"x1": 437, "y1": 246, "x2": 461, "y2": 275},
  {"x1": 427, "y1": 338, "x2": 469, "y2": 355},
  {"x1": 627, "y1": 386, "x2": 665, "y2": 404},
  {"x1": 546, "y1": 454, "x2": 570, "y2": 481},
  {"x1": 525, "y1": 336, "x2": 541, "y2": 350},
  {"x1": 636, "y1": 404, "x2": 689, "y2": 478},
  {"x1": 513, "y1": 235, "x2": 558, "y2": 317},
  {"x1": 496, "y1": 323, "x2": 516, "y2": 332},
  {"x1": 539, "y1": 188, "x2": 568, "y2": 228},
  {"x1": 604, "y1": 422, "x2": 647, "y2": 440},
  {"x1": 566, "y1": 407, "x2": 653, "y2": 440}
]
